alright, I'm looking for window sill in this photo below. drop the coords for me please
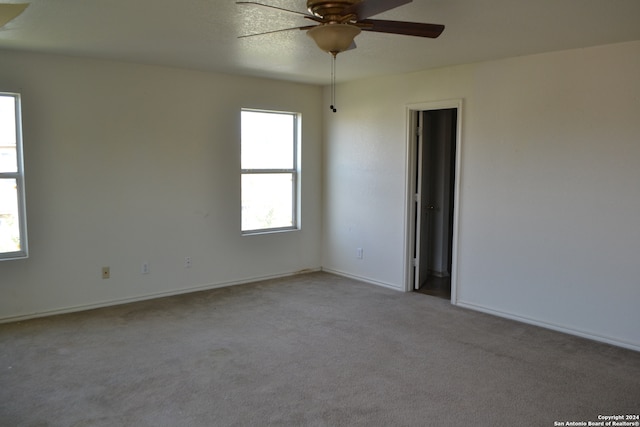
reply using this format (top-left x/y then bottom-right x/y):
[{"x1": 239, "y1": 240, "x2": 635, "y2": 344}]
[{"x1": 241, "y1": 227, "x2": 300, "y2": 236}]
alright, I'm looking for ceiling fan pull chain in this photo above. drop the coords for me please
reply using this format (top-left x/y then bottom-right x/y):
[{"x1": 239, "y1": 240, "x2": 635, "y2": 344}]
[{"x1": 330, "y1": 53, "x2": 337, "y2": 113}]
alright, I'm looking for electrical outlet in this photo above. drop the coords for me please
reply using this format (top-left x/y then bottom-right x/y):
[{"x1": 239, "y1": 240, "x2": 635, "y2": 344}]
[
  {"x1": 141, "y1": 262, "x2": 149, "y2": 274},
  {"x1": 357, "y1": 248, "x2": 363, "y2": 259},
  {"x1": 184, "y1": 257, "x2": 192, "y2": 268},
  {"x1": 102, "y1": 266, "x2": 110, "y2": 279}
]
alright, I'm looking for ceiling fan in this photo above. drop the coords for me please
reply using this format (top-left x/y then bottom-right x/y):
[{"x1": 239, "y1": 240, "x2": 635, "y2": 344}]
[
  {"x1": 238, "y1": 0, "x2": 444, "y2": 112},
  {"x1": 0, "y1": 3, "x2": 28, "y2": 29},
  {"x1": 237, "y1": 0, "x2": 444, "y2": 56}
]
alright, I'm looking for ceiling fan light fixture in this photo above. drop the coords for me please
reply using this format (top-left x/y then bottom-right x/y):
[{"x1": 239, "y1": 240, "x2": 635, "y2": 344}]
[
  {"x1": 0, "y1": 3, "x2": 29, "y2": 28},
  {"x1": 307, "y1": 23, "x2": 361, "y2": 55}
]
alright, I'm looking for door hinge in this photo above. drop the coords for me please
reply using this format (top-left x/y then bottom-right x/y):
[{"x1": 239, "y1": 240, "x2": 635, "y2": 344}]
[
  {"x1": 414, "y1": 193, "x2": 420, "y2": 202},
  {"x1": 412, "y1": 258, "x2": 418, "y2": 267}
]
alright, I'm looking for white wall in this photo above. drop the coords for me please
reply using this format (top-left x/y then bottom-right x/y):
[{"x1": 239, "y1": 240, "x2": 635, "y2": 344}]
[
  {"x1": 0, "y1": 51, "x2": 323, "y2": 320},
  {"x1": 2, "y1": 41, "x2": 639, "y2": 350},
  {"x1": 323, "y1": 41, "x2": 640, "y2": 350}
]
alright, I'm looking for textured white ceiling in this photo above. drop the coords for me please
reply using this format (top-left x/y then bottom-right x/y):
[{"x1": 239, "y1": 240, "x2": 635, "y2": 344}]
[{"x1": 1, "y1": 0, "x2": 639, "y2": 85}]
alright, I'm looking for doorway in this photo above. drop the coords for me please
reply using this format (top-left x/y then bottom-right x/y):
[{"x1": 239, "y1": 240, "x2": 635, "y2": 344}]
[{"x1": 405, "y1": 100, "x2": 462, "y2": 301}]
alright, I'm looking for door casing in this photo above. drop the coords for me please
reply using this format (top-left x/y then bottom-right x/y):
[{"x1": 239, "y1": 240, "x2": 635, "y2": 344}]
[{"x1": 403, "y1": 99, "x2": 463, "y2": 302}]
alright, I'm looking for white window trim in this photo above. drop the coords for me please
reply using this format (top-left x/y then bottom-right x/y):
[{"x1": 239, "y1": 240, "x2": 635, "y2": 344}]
[
  {"x1": 241, "y1": 109, "x2": 301, "y2": 235},
  {"x1": 0, "y1": 92, "x2": 28, "y2": 260}
]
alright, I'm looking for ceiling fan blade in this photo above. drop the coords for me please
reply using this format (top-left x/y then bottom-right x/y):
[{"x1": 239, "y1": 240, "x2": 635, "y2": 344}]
[
  {"x1": 341, "y1": 0, "x2": 411, "y2": 20},
  {"x1": 0, "y1": 3, "x2": 29, "y2": 28},
  {"x1": 236, "y1": 1, "x2": 309, "y2": 17},
  {"x1": 238, "y1": 25, "x2": 316, "y2": 39},
  {"x1": 359, "y1": 19, "x2": 444, "y2": 38}
]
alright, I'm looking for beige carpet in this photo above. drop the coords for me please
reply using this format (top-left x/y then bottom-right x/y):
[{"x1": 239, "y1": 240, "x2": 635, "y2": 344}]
[{"x1": 1, "y1": 272, "x2": 639, "y2": 426}]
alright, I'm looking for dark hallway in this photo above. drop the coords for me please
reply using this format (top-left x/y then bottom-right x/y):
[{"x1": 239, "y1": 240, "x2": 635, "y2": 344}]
[{"x1": 415, "y1": 275, "x2": 451, "y2": 300}]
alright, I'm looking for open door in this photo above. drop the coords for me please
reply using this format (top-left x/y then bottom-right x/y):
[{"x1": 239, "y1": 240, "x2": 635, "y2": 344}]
[
  {"x1": 413, "y1": 113, "x2": 433, "y2": 290},
  {"x1": 406, "y1": 101, "x2": 461, "y2": 300}
]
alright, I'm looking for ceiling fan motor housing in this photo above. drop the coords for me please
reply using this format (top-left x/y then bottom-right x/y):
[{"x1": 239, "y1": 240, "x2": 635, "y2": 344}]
[{"x1": 307, "y1": 0, "x2": 359, "y2": 21}]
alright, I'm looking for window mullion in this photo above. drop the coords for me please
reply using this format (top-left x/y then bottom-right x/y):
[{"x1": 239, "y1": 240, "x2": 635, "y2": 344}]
[
  {"x1": 241, "y1": 169, "x2": 295, "y2": 174},
  {"x1": 0, "y1": 173, "x2": 21, "y2": 179}
]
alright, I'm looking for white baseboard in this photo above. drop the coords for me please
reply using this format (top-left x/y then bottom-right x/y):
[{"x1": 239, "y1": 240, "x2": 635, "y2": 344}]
[
  {"x1": 6, "y1": 269, "x2": 636, "y2": 353},
  {"x1": 0, "y1": 268, "x2": 322, "y2": 324},
  {"x1": 456, "y1": 300, "x2": 640, "y2": 353},
  {"x1": 428, "y1": 270, "x2": 450, "y2": 278},
  {"x1": 320, "y1": 267, "x2": 402, "y2": 291}
]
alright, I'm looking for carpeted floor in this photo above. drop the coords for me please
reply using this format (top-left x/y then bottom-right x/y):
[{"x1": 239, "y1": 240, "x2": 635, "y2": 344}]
[{"x1": 1, "y1": 272, "x2": 639, "y2": 426}]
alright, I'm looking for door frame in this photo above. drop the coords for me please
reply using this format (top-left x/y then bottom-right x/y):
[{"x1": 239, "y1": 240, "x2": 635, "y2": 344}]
[{"x1": 403, "y1": 99, "x2": 463, "y2": 303}]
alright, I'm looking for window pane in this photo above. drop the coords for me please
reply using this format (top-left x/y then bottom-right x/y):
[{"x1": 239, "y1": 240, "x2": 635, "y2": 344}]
[
  {"x1": 242, "y1": 173, "x2": 293, "y2": 231},
  {"x1": 241, "y1": 111, "x2": 294, "y2": 169},
  {"x1": 0, "y1": 96, "x2": 17, "y2": 173},
  {"x1": 0, "y1": 179, "x2": 23, "y2": 253}
]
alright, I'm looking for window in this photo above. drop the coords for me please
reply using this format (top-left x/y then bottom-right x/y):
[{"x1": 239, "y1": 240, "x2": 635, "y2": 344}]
[
  {"x1": 241, "y1": 109, "x2": 300, "y2": 234},
  {"x1": 0, "y1": 92, "x2": 28, "y2": 260}
]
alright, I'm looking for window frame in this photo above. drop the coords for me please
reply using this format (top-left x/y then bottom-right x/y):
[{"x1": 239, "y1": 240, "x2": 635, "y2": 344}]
[
  {"x1": 240, "y1": 108, "x2": 301, "y2": 235},
  {"x1": 0, "y1": 92, "x2": 28, "y2": 260}
]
